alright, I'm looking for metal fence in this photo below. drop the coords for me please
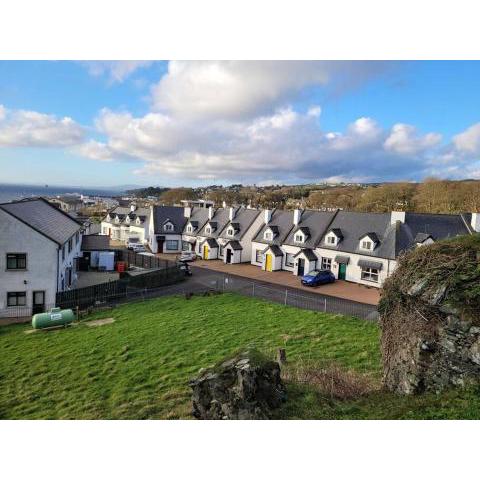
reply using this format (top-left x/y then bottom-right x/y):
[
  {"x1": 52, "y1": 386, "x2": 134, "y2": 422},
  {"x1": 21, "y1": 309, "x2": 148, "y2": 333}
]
[
  {"x1": 0, "y1": 270, "x2": 379, "y2": 322},
  {"x1": 118, "y1": 250, "x2": 176, "y2": 270}
]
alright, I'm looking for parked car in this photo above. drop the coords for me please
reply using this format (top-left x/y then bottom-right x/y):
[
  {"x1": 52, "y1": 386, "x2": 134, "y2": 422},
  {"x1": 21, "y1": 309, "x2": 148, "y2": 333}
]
[
  {"x1": 138, "y1": 251, "x2": 154, "y2": 257},
  {"x1": 131, "y1": 244, "x2": 146, "y2": 253},
  {"x1": 126, "y1": 237, "x2": 141, "y2": 249},
  {"x1": 301, "y1": 269, "x2": 335, "y2": 287},
  {"x1": 177, "y1": 260, "x2": 193, "y2": 276},
  {"x1": 178, "y1": 251, "x2": 196, "y2": 262}
]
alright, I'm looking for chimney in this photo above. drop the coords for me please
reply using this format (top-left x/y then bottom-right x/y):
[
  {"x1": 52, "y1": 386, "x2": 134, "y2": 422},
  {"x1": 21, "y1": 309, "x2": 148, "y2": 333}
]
[
  {"x1": 229, "y1": 207, "x2": 236, "y2": 221},
  {"x1": 264, "y1": 209, "x2": 272, "y2": 224},
  {"x1": 391, "y1": 211, "x2": 405, "y2": 224},
  {"x1": 184, "y1": 206, "x2": 192, "y2": 218},
  {"x1": 293, "y1": 209, "x2": 302, "y2": 226},
  {"x1": 208, "y1": 206, "x2": 214, "y2": 220},
  {"x1": 472, "y1": 213, "x2": 480, "y2": 232},
  {"x1": 130, "y1": 203, "x2": 137, "y2": 212}
]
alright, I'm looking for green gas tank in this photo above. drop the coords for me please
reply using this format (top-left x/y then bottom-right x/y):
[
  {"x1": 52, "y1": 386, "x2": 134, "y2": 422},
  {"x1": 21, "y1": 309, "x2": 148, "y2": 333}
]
[{"x1": 32, "y1": 307, "x2": 75, "y2": 329}]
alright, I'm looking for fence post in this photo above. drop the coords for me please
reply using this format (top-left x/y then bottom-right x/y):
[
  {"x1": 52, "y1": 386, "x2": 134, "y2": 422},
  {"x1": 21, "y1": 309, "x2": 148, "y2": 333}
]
[
  {"x1": 324, "y1": 297, "x2": 327, "y2": 312},
  {"x1": 284, "y1": 289, "x2": 288, "y2": 306}
]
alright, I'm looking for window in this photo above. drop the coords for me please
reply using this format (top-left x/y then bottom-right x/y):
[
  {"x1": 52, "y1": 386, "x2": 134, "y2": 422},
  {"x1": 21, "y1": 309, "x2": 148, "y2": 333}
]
[
  {"x1": 321, "y1": 257, "x2": 332, "y2": 270},
  {"x1": 255, "y1": 250, "x2": 264, "y2": 263},
  {"x1": 182, "y1": 241, "x2": 191, "y2": 251},
  {"x1": 264, "y1": 231, "x2": 273, "y2": 241},
  {"x1": 186, "y1": 225, "x2": 193, "y2": 233},
  {"x1": 68, "y1": 238, "x2": 72, "y2": 253},
  {"x1": 326, "y1": 236, "x2": 336, "y2": 245},
  {"x1": 62, "y1": 245, "x2": 66, "y2": 261},
  {"x1": 205, "y1": 227, "x2": 211, "y2": 235},
  {"x1": 7, "y1": 292, "x2": 26, "y2": 307},
  {"x1": 285, "y1": 253, "x2": 294, "y2": 267},
  {"x1": 361, "y1": 240, "x2": 372, "y2": 250},
  {"x1": 75, "y1": 232, "x2": 79, "y2": 244},
  {"x1": 164, "y1": 223, "x2": 174, "y2": 232},
  {"x1": 227, "y1": 228, "x2": 234, "y2": 236},
  {"x1": 361, "y1": 267, "x2": 379, "y2": 282},
  {"x1": 294, "y1": 234, "x2": 303, "y2": 243},
  {"x1": 219, "y1": 246, "x2": 224, "y2": 257},
  {"x1": 6, "y1": 253, "x2": 27, "y2": 270},
  {"x1": 165, "y1": 240, "x2": 179, "y2": 251}
]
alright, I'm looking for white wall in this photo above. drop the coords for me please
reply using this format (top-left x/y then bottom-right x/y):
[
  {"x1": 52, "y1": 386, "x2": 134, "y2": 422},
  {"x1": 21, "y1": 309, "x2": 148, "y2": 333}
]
[
  {"x1": 315, "y1": 247, "x2": 395, "y2": 286},
  {"x1": 0, "y1": 210, "x2": 58, "y2": 313},
  {"x1": 150, "y1": 233, "x2": 183, "y2": 254},
  {"x1": 57, "y1": 231, "x2": 82, "y2": 292}
]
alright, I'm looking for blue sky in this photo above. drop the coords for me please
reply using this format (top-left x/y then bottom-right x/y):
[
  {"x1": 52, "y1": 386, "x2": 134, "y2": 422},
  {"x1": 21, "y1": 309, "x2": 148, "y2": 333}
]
[{"x1": 1, "y1": 60, "x2": 480, "y2": 187}]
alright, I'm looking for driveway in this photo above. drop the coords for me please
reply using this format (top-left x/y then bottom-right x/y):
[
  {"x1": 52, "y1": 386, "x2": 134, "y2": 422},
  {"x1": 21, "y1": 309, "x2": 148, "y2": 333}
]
[{"x1": 192, "y1": 259, "x2": 380, "y2": 306}]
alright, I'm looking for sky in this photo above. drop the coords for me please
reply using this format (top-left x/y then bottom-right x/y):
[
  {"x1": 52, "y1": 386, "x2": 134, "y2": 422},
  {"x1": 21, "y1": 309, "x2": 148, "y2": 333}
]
[{"x1": 0, "y1": 60, "x2": 480, "y2": 188}]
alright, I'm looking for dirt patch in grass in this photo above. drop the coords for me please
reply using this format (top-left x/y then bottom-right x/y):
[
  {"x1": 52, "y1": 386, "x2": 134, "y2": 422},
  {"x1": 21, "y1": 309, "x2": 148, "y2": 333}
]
[{"x1": 85, "y1": 318, "x2": 115, "y2": 327}]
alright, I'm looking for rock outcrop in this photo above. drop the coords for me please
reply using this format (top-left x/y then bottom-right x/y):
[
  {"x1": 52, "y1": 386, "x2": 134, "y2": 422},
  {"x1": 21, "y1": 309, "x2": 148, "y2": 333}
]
[
  {"x1": 189, "y1": 349, "x2": 287, "y2": 419},
  {"x1": 379, "y1": 235, "x2": 480, "y2": 394}
]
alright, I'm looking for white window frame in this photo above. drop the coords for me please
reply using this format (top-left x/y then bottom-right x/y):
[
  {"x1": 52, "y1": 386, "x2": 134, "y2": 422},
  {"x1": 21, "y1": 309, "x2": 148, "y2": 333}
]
[
  {"x1": 227, "y1": 228, "x2": 235, "y2": 237},
  {"x1": 326, "y1": 235, "x2": 336, "y2": 245},
  {"x1": 186, "y1": 224, "x2": 193, "y2": 233},
  {"x1": 165, "y1": 240, "x2": 179, "y2": 251},
  {"x1": 264, "y1": 231, "x2": 273, "y2": 241},
  {"x1": 321, "y1": 257, "x2": 332, "y2": 270},
  {"x1": 361, "y1": 267, "x2": 379, "y2": 282},
  {"x1": 294, "y1": 233, "x2": 304, "y2": 243},
  {"x1": 205, "y1": 226, "x2": 212, "y2": 235},
  {"x1": 361, "y1": 239, "x2": 373, "y2": 250},
  {"x1": 255, "y1": 250, "x2": 264, "y2": 263},
  {"x1": 164, "y1": 222, "x2": 174, "y2": 232}
]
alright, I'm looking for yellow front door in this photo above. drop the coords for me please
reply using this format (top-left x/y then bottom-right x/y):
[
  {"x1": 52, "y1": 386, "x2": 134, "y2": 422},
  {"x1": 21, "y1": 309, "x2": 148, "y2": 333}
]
[
  {"x1": 265, "y1": 254, "x2": 272, "y2": 272},
  {"x1": 203, "y1": 245, "x2": 209, "y2": 260}
]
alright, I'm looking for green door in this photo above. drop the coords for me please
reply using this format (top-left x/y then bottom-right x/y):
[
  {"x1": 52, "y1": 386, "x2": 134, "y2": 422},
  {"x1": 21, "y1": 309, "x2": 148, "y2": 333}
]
[{"x1": 338, "y1": 263, "x2": 347, "y2": 280}]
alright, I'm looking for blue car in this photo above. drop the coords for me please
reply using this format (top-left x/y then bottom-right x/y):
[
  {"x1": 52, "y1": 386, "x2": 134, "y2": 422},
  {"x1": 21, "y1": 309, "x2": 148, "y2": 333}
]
[{"x1": 301, "y1": 269, "x2": 336, "y2": 286}]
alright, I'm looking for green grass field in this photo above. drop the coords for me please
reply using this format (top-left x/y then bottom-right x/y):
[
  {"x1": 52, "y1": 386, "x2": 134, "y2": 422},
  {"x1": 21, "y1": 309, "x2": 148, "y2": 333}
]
[{"x1": 1, "y1": 293, "x2": 479, "y2": 419}]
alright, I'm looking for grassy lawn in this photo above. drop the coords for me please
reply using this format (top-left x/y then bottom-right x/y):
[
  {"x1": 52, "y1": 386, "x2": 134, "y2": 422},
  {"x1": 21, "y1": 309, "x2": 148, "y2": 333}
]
[{"x1": 0, "y1": 293, "x2": 479, "y2": 419}]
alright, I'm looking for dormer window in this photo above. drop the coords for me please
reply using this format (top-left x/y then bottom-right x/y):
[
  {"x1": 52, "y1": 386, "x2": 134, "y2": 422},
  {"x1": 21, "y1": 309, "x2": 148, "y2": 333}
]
[
  {"x1": 294, "y1": 233, "x2": 304, "y2": 243},
  {"x1": 227, "y1": 227, "x2": 235, "y2": 237},
  {"x1": 186, "y1": 224, "x2": 193, "y2": 233},
  {"x1": 361, "y1": 240, "x2": 372, "y2": 250},
  {"x1": 264, "y1": 231, "x2": 273, "y2": 241},
  {"x1": 125, "y1": 216, "x2": 130, "y2": 223},
  {"x1": 164, "y1": 222, "x2": 174, "y2": 232},
  {"x1": 205, "y1": 227, "x2": 212, "y2": 235},
  {"x1": 326, "y1": 236, "x2": 336, "y2": 245}
]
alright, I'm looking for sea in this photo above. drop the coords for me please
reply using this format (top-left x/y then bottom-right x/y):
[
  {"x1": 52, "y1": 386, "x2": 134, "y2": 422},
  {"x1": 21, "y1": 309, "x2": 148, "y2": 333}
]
[{"x1": 0, "y1": 183, "x2": 124, "y2": 204}]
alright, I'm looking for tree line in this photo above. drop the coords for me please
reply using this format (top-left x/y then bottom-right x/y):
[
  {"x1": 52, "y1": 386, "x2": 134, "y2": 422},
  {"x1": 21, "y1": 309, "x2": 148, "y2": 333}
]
[{"x1": 129, "y1": 179, "x2": 480, "y2": 214}]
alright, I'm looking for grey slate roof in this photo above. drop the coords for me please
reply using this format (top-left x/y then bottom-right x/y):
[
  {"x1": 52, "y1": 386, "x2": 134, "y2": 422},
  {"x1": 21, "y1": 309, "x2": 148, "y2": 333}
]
[
  {"x1": 198, "y1": 208, "x2": 230, "y2": 238},
  {"x1": 218, "y1": 207, "x2": 262, "y2": 241},
  {"x1": 284, "y1": 210, "x2": 337, "y2": 248},
  {"x1": 294, "y1": 248, "x2": 318, "y2": 261},
  {"x1": 318, "y1": 211, "x2": 397, "y2": 259},
  {"x1": 0, "y1": 197, "x2": 82, "y2": 246},
  {"x1": 395, "y1": 213, "x2": 471, "y2": 254},
  {"x1": 81, "y1": 234, "x2": 111, "y2": 251},
  {"x1": 225, "y1": 240, "x2": 243, "y2": 251},
  {"x1": 152, "y1": 206, "x2": 187, "y2": 234},
  {"x1": 105, "y1": 205, "x2": 150, "y2": 224},
  {"x1": 201, "y1": 237, "x2": 219, "y2": 248},
  {"x1": 253, "y1": 209, "x2": 294, "y2": 245},
  {"x1": 183, "y1": 207, "x2": 210, "y2": 235},
  {"x1": 262, "y1": 244, "x2": 284, "y2": 256}
]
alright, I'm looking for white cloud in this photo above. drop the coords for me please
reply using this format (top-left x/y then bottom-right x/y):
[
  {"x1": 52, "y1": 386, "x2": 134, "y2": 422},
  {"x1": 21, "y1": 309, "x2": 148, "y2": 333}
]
[
  {"x1": 78, "y1": 105, "x2": 451, "y2": 183},
  {"x1": 384, "y1": 123, "x2": 441, "y2": 155},
  {"x1": 82, "y1": 61, "x2": 153, "y2": 83},
  {"x1": 151, "y1": 61, "x2": 388, "y2": 120},
  {"x1": 71, "y1": 140, "x2": 114, "y2": 162},
  {"x1": 453, "y1": 122, "x2": 480, "y2": 154},
  {"x1": 0, "y1": 105, "x2": 84, "y2": 147}
]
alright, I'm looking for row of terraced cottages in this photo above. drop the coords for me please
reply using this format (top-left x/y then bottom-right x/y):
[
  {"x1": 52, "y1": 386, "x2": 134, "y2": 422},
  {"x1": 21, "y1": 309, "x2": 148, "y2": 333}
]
[{"x1": 101, "y1": 203, "x2": 480, "y2": 287}]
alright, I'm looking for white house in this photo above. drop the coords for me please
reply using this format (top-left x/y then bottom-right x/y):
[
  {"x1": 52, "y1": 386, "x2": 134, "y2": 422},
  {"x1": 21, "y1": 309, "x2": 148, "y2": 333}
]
[
  {"x1": 148, "y1": 205, "x2": 188, "y2": 253},
  {"x1": 101, "y1": 204, "x2": 151, "y2": 244},
  {"x1": 0, "y1": 198, "x2": 84, "y2": 316}
]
